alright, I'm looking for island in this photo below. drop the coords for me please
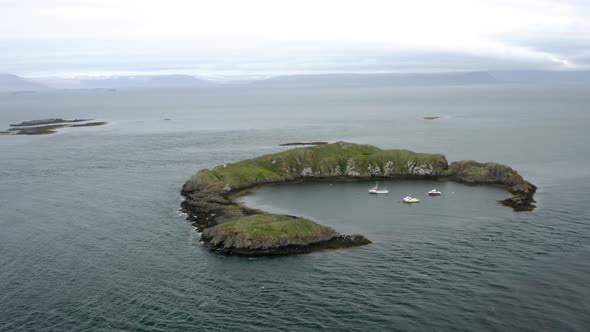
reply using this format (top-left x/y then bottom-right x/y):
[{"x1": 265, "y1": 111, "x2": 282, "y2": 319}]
[
  {"x1": 181, "y1": 142, "x2": 536, "y2": 256},
  {"x1": 279, "y1": 141, "x2": 328, "y2": 146},
  {"x1": 2, "y1": 118, "x2": 107, "y2": 135},
  {"x1": 9, "y1": 118, "x2": 90, "y2": 127}
]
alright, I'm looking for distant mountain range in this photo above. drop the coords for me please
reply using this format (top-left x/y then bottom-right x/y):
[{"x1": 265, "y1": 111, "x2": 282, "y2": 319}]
[
  {"x1": 33, "y1": 74, "x2": 214, "y2": 90},
  {"x1": 252, "y1": 71, "x2": 498, "y2": 87},
  {"x1": 489, "y1": 70, "x2": 590, "y2": 84},
  {"x1": 0, "y1": 74, "x2": 50, "y2": 92},
  {"x1": 2, "y1": 70, "x2": 590, "y2": 92}
]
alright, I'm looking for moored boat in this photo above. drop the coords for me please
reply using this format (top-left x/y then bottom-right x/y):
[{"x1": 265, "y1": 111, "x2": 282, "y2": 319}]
[
  {"x1": 369, "y1": 183, "x2": 389, "y2": 194},
  {"x1": 403, "y1": 196, "x2": 420, "y2": 203},
  {"x1": 428, "y1": 189, "x2": 442, "y2": 196}
]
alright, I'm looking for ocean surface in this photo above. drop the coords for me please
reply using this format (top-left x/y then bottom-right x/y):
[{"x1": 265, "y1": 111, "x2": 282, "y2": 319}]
[{"x1": 0, "y1": 84, "x2": 589, "y2": 331}]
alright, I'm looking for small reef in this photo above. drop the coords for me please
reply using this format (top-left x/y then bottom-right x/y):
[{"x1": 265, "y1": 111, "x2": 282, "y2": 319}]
[
  {"x1": 3, "y1": 118, "x2": 107, "y2": 135},
  {"x1": 10, "y1": 119, "x2": 90, "y2": 127},
  {"x1": 181, "y1": 142, "x2": 536, "y2": 256}
]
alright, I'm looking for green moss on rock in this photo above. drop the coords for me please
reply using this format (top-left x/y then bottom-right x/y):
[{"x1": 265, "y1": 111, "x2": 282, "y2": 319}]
[
  {"x1": 201, "y1": 214, "x2": 371, "y2": 255},
  {"x1": 211, "y1": 214, "x2": 332, "y2": 241},
  {"x1": 182, "y1": 142, "x2": 448, "y2": 193}
]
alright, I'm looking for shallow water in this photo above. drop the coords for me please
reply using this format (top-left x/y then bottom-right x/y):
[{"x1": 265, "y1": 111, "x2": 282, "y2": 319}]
[{"x1": 1, "y1": 84, "x2": 589, "y2": 331}]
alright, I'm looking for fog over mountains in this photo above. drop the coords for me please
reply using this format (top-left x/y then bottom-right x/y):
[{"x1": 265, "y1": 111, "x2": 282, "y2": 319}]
[
  {"x1": 252, "y1": 72, "x2": 498, "y2": 87},
  {"x1": 2, "y1": 70, "x2": 590, "y2": 92},
  {"x1": 0, "y1": 74, "x2": 50, "y2": 92},
  {"x1": 22, "y1": 74, "x2": 213, "y2": 91}
]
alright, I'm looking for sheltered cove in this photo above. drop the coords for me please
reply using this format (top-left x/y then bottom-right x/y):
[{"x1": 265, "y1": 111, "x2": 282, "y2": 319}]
[{"x1": 181, "y1": 142, "x2": 536, "y2": 256}]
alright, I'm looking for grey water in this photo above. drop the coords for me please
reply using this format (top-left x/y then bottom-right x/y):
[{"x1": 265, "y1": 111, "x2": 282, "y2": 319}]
[{"x1": 0, "y1": 84, "x2": 589, "y2": 331}]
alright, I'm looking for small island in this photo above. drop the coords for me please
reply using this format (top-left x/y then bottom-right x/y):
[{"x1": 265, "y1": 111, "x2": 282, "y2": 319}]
[
  {"x1": 424, "y1": 116, "x2": 442, "y2": 120},
  {"x1": 279, "y1": 142, "x2": 328, "y2": 146},
  {"x1": 9, "y1": 118, "x2": 90, "y2": 127},
  {"x1": 181, "y1": 142, "x2": 536, "y2": 256},
  {"x1": 2, "y1": 118, "x2": 108, "y2": 135}
]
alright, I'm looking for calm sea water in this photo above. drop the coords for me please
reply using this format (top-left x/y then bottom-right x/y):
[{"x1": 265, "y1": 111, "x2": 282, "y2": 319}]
[{"x1": 1, "y1": 84, "x2": 589, "y2": 331}]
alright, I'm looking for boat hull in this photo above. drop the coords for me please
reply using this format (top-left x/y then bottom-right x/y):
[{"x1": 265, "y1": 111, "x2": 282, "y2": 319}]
[
  {"x1": 403, "y1": 198, "x2": 420, "y2": 203},
  {"x1": 369, "y1": 190, "x2": 389, "y2": 194}
]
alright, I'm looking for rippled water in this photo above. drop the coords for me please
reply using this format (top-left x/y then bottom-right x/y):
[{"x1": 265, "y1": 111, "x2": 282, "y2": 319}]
[{"x1": 1, "y1": 85, "x2": 589, "y2": 331}]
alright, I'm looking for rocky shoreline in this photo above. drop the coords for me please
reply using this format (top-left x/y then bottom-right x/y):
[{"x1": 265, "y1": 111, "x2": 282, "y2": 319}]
[
  {"x1": 202, "y1": 232, "x2": 371, "y2": 256},
  {"x1": 200, "y1": 214, "x2": 371, "y2": 256},
  {"x1": 445, "y1": 160, "x2": 537, "y2": 211},
  {"x1": 181, "y1": 142, "x2": 536, "y2": 256}
]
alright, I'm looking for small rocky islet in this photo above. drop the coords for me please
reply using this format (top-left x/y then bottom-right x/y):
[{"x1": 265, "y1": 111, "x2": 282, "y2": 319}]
[
  {"x1": 279, "y1": 141, "x2": 328, "y2": 146},
  {"x1": 181, "y1": 142, "x2": 536, "y2": 256},
  {"x1": 2, "y1": 118, "x2": 108, "y2": 135}
]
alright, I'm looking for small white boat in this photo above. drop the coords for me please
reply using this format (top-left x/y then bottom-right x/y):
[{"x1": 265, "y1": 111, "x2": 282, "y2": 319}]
[
  {"x1": 428, "y1": 189, "x2": 442, "y2": 196},
  {"x1": 368, "y1": 183, "x2": 389, "y2": 194},
  {"x1": 403, "y1": 196, "x2": 420, "y2": 203}
]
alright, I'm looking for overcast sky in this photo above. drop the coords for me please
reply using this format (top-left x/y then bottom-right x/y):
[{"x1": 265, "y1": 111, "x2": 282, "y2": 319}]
[{"x1": 1, "y1": 0, "x2": 589, "y2": 77}]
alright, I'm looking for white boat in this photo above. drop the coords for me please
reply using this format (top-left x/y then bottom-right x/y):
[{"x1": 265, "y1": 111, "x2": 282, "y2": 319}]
[
  {"x1": 403, "y1": 196, "x2": 420, "y2": 203},
  {"x1": 368, "y1": 183, "x2": 389, "y2": 194},
  {"x1": 428, "y1": 189, "x2": 442, "y2": 196}
]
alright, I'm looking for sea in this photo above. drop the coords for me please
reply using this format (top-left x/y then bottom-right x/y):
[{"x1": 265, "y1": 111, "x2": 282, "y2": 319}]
[{"x1": 0, "y1": 84, "x2": 589, "y2": 331}]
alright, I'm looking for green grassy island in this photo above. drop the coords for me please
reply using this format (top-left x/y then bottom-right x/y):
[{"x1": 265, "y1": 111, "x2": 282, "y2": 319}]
[{"x1": 181, "y1": 142, "x2": 536, "y2": 256}]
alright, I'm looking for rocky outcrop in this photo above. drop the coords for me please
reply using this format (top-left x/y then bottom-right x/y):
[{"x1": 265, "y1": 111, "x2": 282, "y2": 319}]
[
  {"x1": 199, "y1": 213, "x2": 372, "y2": 255},
  {"x1": 2, "y1": 119, "x2": 108, "y2": 135},
  {"x1": 181, "y1": 142, "x2": 536, "y2": 256},
  {"x1": 202, "y1": 231, "x2": 371, "y2": 256},
  {"x1": 444, "y1": 161, "x2": 537, "y2": 211},
  {"x1": 9, "y1": 118, "x2": 90, "y2": 127}
]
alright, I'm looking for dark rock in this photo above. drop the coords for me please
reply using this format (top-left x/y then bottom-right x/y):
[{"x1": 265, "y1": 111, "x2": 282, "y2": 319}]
[
  {"x1": 70, "y1": 121, "x2": 108, "y2": 127},
  {"x1": 445, "y1": 160, "x2": 536, "y2": 211},
  {"x1": 201, "y1": 230, "x2": 371, "y2": 256},
  {"x1": 10, "y1": 118, "x2": 90, "y2": 127},
  {"x1": 3, "y1": 119, "x2": 108, "y2": 135}
]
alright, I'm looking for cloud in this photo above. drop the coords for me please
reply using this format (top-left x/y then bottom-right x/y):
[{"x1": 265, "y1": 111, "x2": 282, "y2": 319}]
[{"x1": 1, "y1": 0, "x2": 589, "y2": 75}]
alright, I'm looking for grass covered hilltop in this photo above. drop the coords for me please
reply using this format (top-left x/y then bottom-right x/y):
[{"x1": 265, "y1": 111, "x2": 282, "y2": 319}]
[{"x1": 181, "y1": 142, "x2": 536, "y2": 256}]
